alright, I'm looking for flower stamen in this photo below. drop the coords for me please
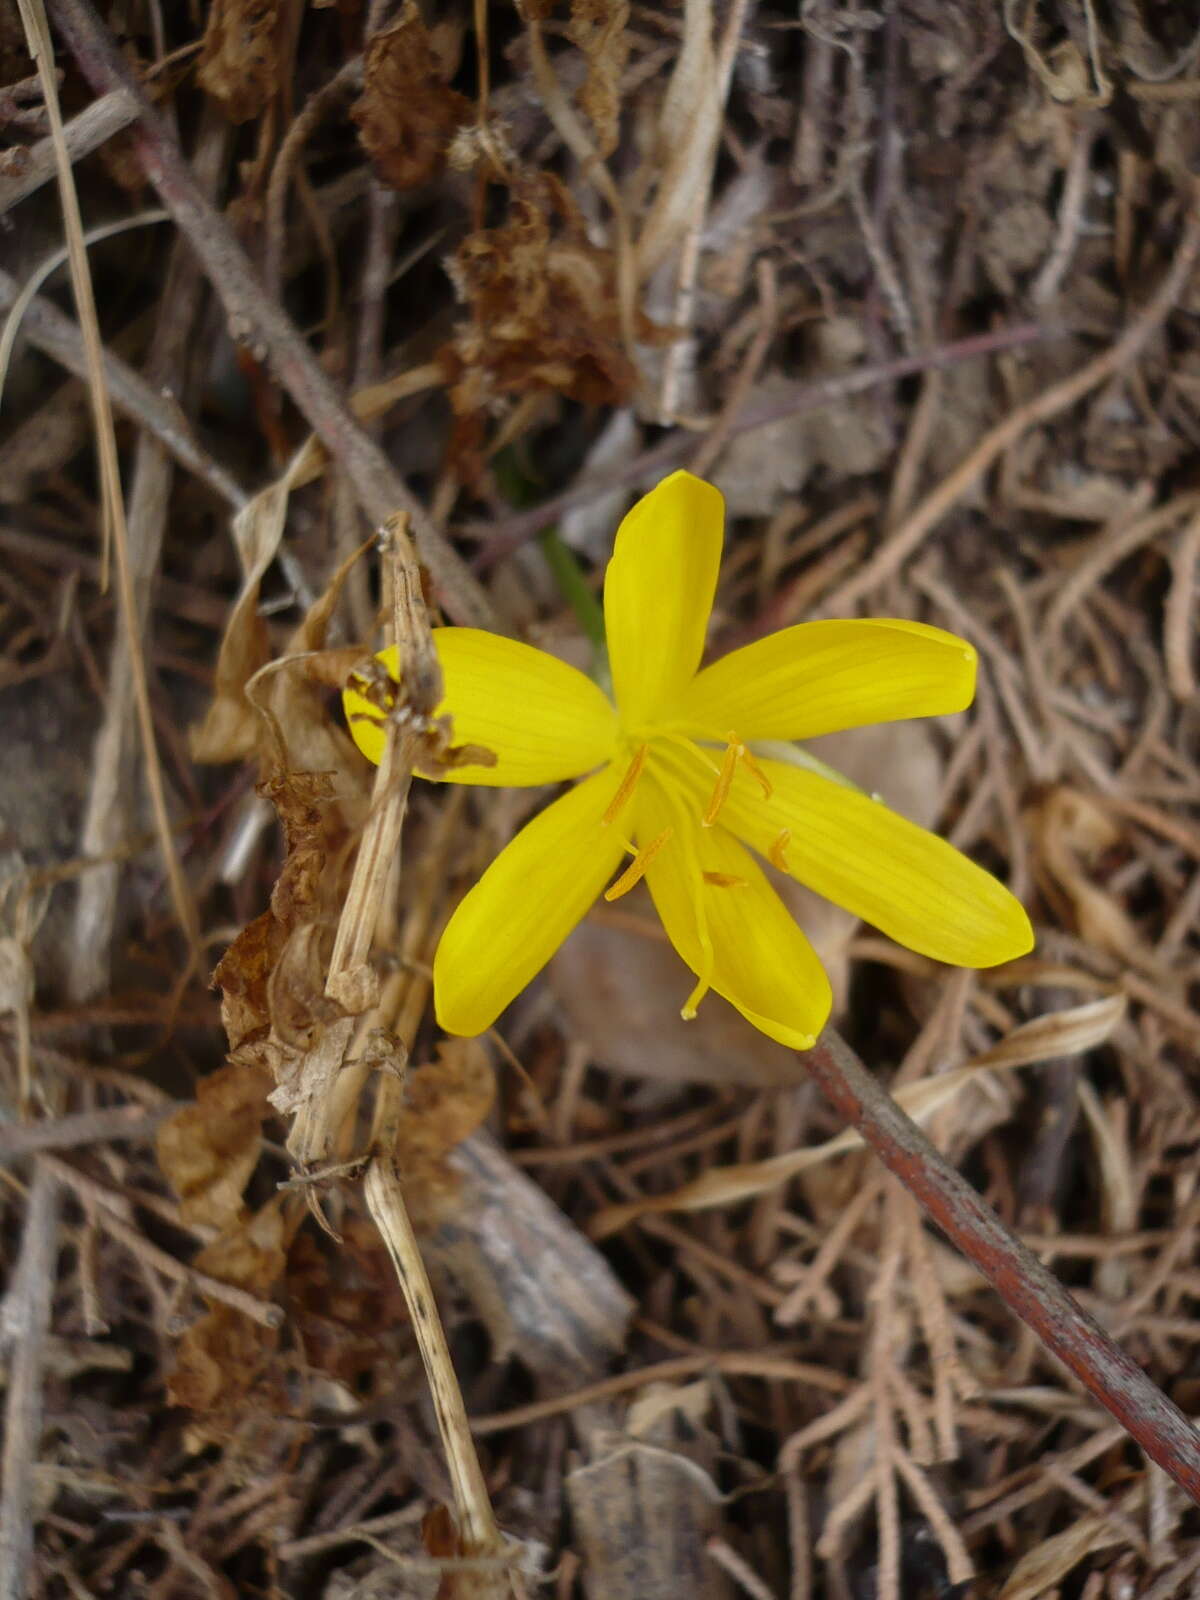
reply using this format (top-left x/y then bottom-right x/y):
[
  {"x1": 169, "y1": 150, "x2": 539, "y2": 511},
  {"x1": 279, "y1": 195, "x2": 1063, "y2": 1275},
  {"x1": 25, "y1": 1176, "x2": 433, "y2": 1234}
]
[
  {"x1": 702, "y1": 731, "x2": 771, "y2": 824},
  {"x1": 604, "y1": 826, "x2": 673, "y2": 901},
  {"x1": 702, "y1": 740, "x2": 741, "y2": 826},
  {"x1": 602, "y1": 743, "x2": 649, "y2": 826},
  {"x1": 702, "y1": 871, "x2": 746, "y2": 888},
  {"x1": 769, "y1": 828, "x2": 791, "y2": 872}
]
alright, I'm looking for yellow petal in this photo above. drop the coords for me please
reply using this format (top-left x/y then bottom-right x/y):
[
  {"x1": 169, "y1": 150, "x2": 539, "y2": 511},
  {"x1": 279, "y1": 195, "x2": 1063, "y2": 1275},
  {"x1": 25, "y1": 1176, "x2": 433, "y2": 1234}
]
[
  {"x1": 434, "y1": 766, "x2": 627, "y2": 1035},
  {"x1": 703, "y1": 755, "x2": 1033, "y2": 968},
  {"x1": 604, "y1": 471, "x2": 725, "y2": 728},
  {"x1": 343, "y1": 628, "x2": 618, "y2": 785},
  {"x1": 635, "y1": 773, "x2": 832, "y2": 1049},
  {"x1": 677, "y1": 619, "x2": 977, "y2": 742}
]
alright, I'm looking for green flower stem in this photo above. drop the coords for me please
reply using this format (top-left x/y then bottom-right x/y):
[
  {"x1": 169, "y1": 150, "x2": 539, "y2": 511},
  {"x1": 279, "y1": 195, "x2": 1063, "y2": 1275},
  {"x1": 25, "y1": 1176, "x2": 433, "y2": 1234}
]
[{"x1": 537, "y1": 525, "x2": 610, "y2": 683}]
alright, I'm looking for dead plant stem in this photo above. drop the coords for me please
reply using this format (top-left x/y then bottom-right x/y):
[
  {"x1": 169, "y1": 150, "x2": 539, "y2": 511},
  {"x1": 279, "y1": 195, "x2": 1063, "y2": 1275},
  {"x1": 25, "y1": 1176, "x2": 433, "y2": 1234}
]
[
  {"x1": 0, "y1": 1161, "x2": 58, "y2": 1600},
  {"x1": 363, "y1": 1153, "x2": 504, "y2": 1561},
  {"x1": 68, "y1": 107, "x2": 231, "y2": 1003},
  {"x1": 0, "y1": 82, "x2": 136, "y2": 213},
  {"x1": 17, "y1": 0, "x2": 201, "y2": 966},
  {"x1": 473, "y1": 321, "x2": 1055, "y2": 565}
]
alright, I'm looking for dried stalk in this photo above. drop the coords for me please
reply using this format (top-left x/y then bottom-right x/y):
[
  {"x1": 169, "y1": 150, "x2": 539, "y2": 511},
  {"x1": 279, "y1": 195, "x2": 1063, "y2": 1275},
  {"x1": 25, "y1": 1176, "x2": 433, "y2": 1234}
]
[
  {"x1": 67, "y1": 108, "x2": 231, "y2": 1003},
  {"x1": 318, "y1": 527, "x2": 505, "y2": 1570},
  {"x1": 363, "y1": 1153, "x2": 504, "y2": 1562},
  {"x1": 0, "y1": 1162, "x2": 59, "y2": 1600},
  {"x1": 16, "y1": 0, "x2": 201, "y2": 964},
  {"x1": 0, "y1": 82, "x2": 136, "y2": 213}
]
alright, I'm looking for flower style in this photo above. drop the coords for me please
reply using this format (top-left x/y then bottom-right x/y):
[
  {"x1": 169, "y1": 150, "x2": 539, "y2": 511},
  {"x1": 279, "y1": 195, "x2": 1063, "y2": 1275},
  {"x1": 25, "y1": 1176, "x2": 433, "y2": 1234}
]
[{"x1": 344, "y1": 471, "x2": 1033, "y2": 1048}]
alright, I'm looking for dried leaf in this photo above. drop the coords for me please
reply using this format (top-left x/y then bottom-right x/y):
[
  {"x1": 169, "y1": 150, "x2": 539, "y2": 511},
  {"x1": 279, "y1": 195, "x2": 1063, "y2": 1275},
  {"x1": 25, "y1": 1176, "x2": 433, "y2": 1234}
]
[
  {"x1": 633, "y1": 0, "x2": 719, "y2": 276},
  {"x1": 286, "y1": 1219, "x2": 414, "y2": 1396},
  {"x1": 567, "y1": 0, "x2": 630, "y2": 159},
  {"x1": 213, "y1": 771, "x2": 343, "y2": 1060},
  {"x1": 188, "y1": 476, "x2": 288, "y2": 765},
  {"x1": 568, "y1": 1383, "x2": 733, "y2": 1600},
  {"x1": 207, "y1": 766, "x2": 367, "y2": 1175},
  {"x1": 168, "y1": 1199, "x2": 286, "y2": 1416},
  {"x1": 444, "y1": 173, "x2": 643, "y2": 464},
  {"x1": 156, "y1": 1062, "x2": 273, "y2": 1230},
  {"x1": 1031, "y1": 786, "x2": 1142, "y2": 958},
  {"x1": 1078, "y1": 1079, "x2": 1138, "y2": 1301},
  {"x1": 191, "y1": 457, "x2": 370, "y2": 771},
  {"x1": 197, "y1": 0, "x2": 281, "y2": 124},
  {"x1": 434, "y1": 1133, "x2": 634, "y2": 1386},
  {"x1": 351, "y1": 3, "x2": 470, "y2": 190},
  {"x1": 998, "y1": 1512, "x2": 1121, "y2": 1599},
  {"x1": 395, "y1": 1039, "x2": 496, "y2": 1229}
]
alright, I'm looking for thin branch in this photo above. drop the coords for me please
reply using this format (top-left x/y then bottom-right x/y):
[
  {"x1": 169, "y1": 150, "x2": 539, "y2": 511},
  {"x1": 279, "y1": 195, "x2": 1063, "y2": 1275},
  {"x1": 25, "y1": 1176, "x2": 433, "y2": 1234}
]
[
  {"x1": 0, "y1": 1162, "x2": 59, "y2": 1600},
  {"x1": 0, "y1": 82, "x2": 136, "y2": 214},
  {"x1": 17, "y1": 0, "x2": 201, "y2": 966},
  {"x1": 804, "y1": 1029, "x2": 1200, "y2": 1507},
  {"x1": 68, "y1": 107, "x2": 232, "y2": 1003},
  {"x1": 471, "y1": 320, "x2": 1057, "y2": 567},
  {"x1": 0, "y1": 1104, "x2": 175, "y2": 1159},
  {"x1": 364, "y1": 1154, "x2": 504, "y2": 1561},
  {"x1": 0, "y1": 265, "x2": 247, "y2": 509}
]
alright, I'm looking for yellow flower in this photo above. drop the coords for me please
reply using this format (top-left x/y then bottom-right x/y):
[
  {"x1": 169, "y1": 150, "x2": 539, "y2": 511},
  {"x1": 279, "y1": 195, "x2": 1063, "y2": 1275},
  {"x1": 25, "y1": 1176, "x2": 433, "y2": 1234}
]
[{"x1": 344, "y1": 471, "x2": 1033, "y2": 1048}]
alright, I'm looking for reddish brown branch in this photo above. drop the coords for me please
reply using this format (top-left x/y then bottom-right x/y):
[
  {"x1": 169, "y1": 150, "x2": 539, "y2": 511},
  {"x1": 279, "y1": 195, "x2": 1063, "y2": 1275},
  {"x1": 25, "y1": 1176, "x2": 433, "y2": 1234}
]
[{"x1": 806, "y1": 1030, "x2": 1200, "y2": 1506}]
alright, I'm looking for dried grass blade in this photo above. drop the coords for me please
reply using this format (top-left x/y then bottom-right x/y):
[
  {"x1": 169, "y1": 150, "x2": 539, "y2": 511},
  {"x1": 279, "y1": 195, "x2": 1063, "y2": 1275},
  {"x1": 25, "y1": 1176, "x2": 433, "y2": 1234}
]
[
  {"x1": 15, "y1": 0, "x2": 200, "y2": 964},
  {"x1": 590, "y1": 998, "x2": 1126, "y2": 1236}
]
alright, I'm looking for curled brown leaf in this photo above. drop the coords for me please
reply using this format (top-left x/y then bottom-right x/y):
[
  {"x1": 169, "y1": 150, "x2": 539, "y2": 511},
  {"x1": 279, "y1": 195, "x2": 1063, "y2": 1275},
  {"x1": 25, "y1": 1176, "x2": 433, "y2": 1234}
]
[
  {"x1": 197, "y1": 0, "x2": 282, "y2": 124},
  {"x1": 351, "y1": 3, "x2": 471, "y2": 190}
]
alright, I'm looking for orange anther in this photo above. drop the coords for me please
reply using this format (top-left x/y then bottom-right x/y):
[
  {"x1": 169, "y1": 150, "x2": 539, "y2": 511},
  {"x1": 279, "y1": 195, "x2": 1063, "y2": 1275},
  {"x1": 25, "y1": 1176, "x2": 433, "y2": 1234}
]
[
  {"x1": 768, "y1": 828, "x2": 792, "y2": 871},
  {"x1": 602, "y1": 743, "x2": 648, "y2": 826},
  {"x1": 604, "y1": 826, "x2": 673, "y2": 901},
  {"x1": 702, "y1": 741, "x2": 740, "y2": 826},
  {"x1": 702, "y1": 871, "x2": 746, "y2": 888}
]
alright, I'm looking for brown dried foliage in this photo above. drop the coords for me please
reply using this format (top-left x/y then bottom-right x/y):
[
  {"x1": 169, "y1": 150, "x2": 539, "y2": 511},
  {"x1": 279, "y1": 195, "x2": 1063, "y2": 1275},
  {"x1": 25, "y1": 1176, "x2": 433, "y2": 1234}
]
[
  {"x1": 568, "y1": 0, "x2": 630, "y2": 158},
  {"x1": 168, "y1": 1198, "x2": 287, "y2": 1417},
  {"x1": 394, "y1": 1039, "x2": 495, "y2": 1230},
  {"x1": 444, "y1": 174, "x2": 641, "y2": 461},
  {"x1": 156, "y1": 1061, "x2": 273, "y2": 1231},
  {"x1": 351, "y1": 2, "x2": 471, "y2": 190},
  {"x1": 285, "y1": 1218, "x2": 415, "y2": 1399},
  {"x1": 213, "y1": 770, "x2": 350, "y2": 1115},
  {"x1": 197, "y1": 0, "x2": 282, "y2": 124}
]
